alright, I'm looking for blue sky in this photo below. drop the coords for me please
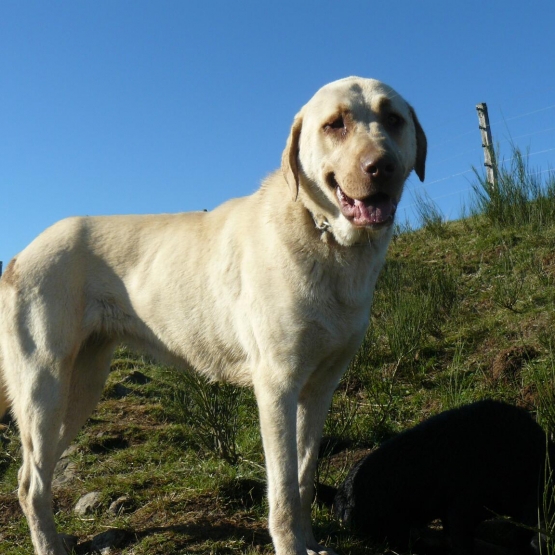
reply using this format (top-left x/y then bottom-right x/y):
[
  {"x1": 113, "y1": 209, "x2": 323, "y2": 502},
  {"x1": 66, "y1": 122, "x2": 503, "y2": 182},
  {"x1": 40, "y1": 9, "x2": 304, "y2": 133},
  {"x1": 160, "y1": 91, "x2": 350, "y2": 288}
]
[{"x1": 2, "y1": 1, "x2": 555, "y2": 266}]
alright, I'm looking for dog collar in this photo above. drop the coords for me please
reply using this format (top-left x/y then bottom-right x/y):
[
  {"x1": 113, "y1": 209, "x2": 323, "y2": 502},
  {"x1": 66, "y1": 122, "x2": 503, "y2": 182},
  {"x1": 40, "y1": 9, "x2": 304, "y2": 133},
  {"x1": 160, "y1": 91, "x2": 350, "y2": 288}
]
[
  {"x1": 309, "y1": 212, "x2": 334, "y2": 244},
  {"x1": 314, "y1": 217, "x2": 331, "y2": 231}
]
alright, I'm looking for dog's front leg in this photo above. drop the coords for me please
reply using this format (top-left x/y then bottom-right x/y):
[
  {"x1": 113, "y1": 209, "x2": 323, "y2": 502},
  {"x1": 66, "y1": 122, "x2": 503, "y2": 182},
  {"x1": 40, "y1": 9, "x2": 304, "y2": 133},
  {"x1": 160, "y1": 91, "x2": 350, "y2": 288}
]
[
  {"x1": 254, "y1": 377, "x2": 306, "y2": 555},
  {"x1": 297, "y1": 374, "x2": 341, "y2": 555}
]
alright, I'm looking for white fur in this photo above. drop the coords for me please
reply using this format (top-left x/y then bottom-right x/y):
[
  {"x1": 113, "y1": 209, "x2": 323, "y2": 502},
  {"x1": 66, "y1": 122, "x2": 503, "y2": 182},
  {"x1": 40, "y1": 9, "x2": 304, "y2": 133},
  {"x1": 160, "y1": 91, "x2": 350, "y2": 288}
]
[{"x1": 0, "y1": 77, "x2": 426, "y2": 555}]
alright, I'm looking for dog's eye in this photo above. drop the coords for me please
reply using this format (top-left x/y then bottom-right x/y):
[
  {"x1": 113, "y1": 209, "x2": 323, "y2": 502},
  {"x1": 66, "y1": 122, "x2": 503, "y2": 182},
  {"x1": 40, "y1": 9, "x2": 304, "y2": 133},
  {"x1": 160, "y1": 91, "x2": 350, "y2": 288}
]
[
  {"x1": 324, "y1": 115, "x2": 346, "y2": 135},
  {"x1": 386, "y1": 113, "x2": 404, "y2": 128}
]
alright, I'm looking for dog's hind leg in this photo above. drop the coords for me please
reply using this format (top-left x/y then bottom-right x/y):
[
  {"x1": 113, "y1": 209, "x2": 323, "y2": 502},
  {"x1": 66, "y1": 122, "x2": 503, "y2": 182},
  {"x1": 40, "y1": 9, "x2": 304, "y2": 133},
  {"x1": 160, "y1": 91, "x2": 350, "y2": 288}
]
[
  {"x1": 13, "y1": 337, "x2": 115, "y2": 555},
  {"x1": 57, "y1": 336, "x2": 117, "y2": 455},
  {"x1": 11, "y1": 352, "x2": 76, "y2": 555}
]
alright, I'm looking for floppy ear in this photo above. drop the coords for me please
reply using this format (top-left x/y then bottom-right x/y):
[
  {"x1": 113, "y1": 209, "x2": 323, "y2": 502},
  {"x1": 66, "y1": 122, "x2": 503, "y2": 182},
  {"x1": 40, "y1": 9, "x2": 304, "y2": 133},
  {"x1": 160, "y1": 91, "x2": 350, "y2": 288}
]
[
  {"x1": 281, "y1": 113, "x2": 303, "y2": 201},
  {"x1": 409, "y1": 105, "x2": 427, "y2": 182}
]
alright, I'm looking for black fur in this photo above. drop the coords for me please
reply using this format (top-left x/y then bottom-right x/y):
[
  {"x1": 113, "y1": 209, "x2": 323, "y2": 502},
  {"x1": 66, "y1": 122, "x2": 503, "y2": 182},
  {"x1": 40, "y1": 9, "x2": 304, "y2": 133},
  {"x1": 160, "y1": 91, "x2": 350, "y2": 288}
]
[{"x1": 334, "y1": 400, "x2": 554, "y2": 554}]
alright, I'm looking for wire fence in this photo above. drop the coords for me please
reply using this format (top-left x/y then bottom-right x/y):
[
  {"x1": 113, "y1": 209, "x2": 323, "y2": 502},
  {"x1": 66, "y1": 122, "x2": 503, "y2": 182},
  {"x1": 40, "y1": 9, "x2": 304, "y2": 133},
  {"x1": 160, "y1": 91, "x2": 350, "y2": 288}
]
[
  {"x1": 1, "y1": 95, "x2": 553, "y2": 265},
  {"x1": 401, "y1": 97, "x2": 555, "y2": 225}
]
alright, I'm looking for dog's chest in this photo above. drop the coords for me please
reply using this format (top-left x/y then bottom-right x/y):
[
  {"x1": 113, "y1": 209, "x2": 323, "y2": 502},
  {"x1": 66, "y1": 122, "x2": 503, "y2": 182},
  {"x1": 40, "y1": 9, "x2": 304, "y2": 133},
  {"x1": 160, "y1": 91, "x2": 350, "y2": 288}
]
[
  {"x1": 305, "y1": 264, "x2": 372, "y2": 313},
  {"x1": 304, "y1": 242, "x2": 383, "y2": 305},
  {"x1": 293, "y1": 250, "x2": 382, "y2": 344}
]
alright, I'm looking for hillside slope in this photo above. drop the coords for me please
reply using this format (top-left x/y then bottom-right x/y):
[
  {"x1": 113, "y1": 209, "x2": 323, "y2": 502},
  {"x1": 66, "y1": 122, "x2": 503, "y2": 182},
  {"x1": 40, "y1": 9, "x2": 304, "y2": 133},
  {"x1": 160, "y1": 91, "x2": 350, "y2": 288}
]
[{"x1": 2, "y1": 159, "x2": 555, "y2": 554}]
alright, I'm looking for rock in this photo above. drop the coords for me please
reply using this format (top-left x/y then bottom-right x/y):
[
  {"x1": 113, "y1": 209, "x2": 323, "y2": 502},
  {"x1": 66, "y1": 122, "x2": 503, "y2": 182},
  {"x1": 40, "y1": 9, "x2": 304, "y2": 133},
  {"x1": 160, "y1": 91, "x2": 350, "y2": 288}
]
[
  {"x1": 74, "y1": 491, "x2": 103, "y2": 516},
  {"x1": 53, "y1": 458, "x2": 78, "y2": 489},
  {"x1": 53, "y1": 444, "x2": 80, "y2": 489},
  {"x1": 108, "y1": 495, "x2": 133, "y2": 515},
  {"x1": 61, "y1": 444, "x2": 80, "y2": 458}
]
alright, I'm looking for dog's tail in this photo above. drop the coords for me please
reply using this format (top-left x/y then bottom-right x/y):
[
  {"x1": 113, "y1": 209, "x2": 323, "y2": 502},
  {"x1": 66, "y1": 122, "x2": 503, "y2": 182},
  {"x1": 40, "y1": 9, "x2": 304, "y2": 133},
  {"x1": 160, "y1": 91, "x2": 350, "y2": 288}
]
[
  {"x1": 0, "y1": 383, "x2": 9, "y2": 421},
  {"x1": 0, "y1": 389, "x2": 8, "y2": 424}
]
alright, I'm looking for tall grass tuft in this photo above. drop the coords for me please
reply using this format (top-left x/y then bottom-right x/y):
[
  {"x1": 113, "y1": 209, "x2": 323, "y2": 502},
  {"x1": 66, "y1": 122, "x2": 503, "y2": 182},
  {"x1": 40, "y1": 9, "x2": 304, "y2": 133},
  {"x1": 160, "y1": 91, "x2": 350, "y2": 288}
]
[
  {"x1": 491, "y1": 246, "x2": 526, "y2": 312},
  {"x1": 471, "y1": 144, "x2": 555, "y2": 229},
  {"x1": 349, "y1": 333, "x2": 400, "y2": 441},
  {"x1": 412, "y1": 188, "x2": 448, "y2": 237},
  {"x1": 373, "y1": 259, "x2": 459, "y2": 367},
  {"x1": 169, "y1": 371, "x2": 245, "y2": 465},
  {"x1": 538, "y1": 448, "x2": 555, "y2": 554},
  {"x1": 533, "y1": 350, "x2": 555, "y2": 440},
  {"x1": 442, "y1": 341, "x2": 475, "y2": 410}
]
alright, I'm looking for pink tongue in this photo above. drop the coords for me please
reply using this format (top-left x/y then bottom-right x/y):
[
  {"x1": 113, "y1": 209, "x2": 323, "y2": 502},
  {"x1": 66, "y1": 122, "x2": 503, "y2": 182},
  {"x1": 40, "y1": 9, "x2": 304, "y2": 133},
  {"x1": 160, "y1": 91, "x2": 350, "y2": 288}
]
[{"x1": 337, "y1": 188, "x2": 396, "y2": 226}]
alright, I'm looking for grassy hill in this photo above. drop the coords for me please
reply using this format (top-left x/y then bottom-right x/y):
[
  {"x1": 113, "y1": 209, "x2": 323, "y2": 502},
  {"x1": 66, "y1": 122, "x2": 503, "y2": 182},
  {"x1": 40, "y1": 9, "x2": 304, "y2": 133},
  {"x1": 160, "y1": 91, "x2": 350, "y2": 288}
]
[{"x1": 1, "y1": 149, "x2": 555, "y2": 554}]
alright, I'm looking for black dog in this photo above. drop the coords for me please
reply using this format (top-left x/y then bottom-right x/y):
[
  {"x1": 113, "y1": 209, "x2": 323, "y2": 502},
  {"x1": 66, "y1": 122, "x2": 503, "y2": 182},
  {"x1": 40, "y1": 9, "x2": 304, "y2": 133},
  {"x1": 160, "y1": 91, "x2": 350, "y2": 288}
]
[{"x1": 334, "y1": 400, "x2": 554, "y2": 554}]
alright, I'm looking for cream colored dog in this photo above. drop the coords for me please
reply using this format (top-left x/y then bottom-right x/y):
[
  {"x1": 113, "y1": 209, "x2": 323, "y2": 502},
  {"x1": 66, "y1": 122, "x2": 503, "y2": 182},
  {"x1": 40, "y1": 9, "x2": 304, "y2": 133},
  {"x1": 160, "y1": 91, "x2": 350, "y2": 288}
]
[{"x1": 0, "y1": 77, "x2": 426, "y2": 555}]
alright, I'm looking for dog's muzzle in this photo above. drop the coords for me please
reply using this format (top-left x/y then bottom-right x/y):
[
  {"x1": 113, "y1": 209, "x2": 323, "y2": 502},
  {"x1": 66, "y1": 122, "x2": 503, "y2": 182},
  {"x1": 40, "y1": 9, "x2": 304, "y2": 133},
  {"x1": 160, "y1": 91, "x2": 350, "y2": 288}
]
[{"x1": 336, "y1": 186, "x2": 397, "y2": 228}]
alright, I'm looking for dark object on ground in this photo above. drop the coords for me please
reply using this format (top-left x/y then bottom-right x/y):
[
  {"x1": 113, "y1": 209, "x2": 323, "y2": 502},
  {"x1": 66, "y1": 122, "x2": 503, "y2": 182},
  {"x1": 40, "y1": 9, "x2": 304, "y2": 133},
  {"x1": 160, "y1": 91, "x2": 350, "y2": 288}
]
[
  {"x1": 334, "y1": 400, "x2": 554, "y2": 554},
  {"x1": 314, "y1": 481, "x2": 338, "y2": 507}
]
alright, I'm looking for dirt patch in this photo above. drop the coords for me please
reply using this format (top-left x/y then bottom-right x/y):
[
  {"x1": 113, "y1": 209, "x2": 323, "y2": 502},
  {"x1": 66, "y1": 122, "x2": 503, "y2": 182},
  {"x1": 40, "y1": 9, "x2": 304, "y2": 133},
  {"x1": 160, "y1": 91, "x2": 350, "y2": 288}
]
[
  {"x1": 87, "y1": 432, "x2": 130, "y2": 454},
  {"x1": 118, "y1": 493, "x2": 272, "y2": 554},
  {"x1": 218, "y1": 477, "x2": 266, "y2": 510},
  {"x1": 491, "y1": 345, "x2": 539, "y2": 383},
  {"x1": 0, "y1": 494, "x2": 22, "y2": 522}
]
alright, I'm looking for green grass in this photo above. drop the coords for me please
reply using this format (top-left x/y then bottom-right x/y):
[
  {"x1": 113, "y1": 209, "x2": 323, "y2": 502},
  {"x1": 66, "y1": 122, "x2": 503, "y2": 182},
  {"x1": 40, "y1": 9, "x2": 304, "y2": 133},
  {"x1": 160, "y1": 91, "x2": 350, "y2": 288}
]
[
  {"x1": 471, "y1": 144, "x2": 555, "y2": 230},
  {"x1": 2, "y1": 144, "x2": 555, "y2": 554}
]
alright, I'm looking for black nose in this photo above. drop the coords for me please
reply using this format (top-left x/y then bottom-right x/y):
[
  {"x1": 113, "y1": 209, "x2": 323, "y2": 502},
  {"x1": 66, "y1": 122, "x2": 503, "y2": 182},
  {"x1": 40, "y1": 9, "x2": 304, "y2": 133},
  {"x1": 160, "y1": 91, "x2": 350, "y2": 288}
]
[{"x1": 361, "y1": 155, "x2": 396, "y2": 182}]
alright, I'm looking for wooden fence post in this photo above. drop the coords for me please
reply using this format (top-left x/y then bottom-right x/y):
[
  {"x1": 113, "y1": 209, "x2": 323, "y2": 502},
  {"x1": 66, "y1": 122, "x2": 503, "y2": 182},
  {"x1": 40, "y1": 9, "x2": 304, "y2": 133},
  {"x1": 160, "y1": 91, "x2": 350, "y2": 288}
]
[{"x1": 476, "y1": 102, "x2": 498, "y2": 191}]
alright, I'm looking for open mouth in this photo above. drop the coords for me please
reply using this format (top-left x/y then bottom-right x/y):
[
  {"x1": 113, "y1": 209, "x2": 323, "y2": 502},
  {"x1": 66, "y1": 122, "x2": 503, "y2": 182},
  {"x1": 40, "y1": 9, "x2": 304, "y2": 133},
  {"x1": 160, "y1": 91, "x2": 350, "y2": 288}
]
[{"x1": 334, "y1": 183, "x2": 397, "y2": 228}]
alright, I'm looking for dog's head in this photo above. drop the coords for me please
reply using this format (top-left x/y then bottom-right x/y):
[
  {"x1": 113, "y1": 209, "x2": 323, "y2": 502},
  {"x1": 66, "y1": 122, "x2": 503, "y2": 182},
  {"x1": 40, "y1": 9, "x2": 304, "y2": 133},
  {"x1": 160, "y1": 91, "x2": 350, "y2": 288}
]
[{"x1": 282, "y1": 77, "x2": 426, "y2": 245}]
